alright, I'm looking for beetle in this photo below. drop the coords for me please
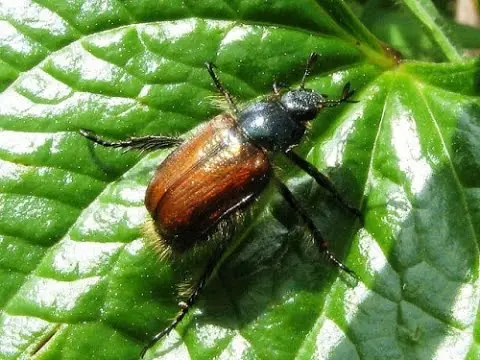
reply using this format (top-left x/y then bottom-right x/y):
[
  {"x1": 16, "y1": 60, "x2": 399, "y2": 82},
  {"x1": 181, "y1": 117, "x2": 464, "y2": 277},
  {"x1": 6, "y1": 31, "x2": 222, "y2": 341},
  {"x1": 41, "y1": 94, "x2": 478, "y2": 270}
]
[{"x1": 79, "y1": 53, "x2": 362, "y2": 358}]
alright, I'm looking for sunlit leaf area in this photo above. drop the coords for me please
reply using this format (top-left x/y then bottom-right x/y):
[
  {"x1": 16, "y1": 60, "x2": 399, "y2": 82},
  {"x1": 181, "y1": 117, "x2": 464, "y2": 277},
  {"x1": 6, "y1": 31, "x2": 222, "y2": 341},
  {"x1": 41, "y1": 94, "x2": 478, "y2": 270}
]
[{"x1": 0, "y1": 1, "x2": 479, "y2": 359}]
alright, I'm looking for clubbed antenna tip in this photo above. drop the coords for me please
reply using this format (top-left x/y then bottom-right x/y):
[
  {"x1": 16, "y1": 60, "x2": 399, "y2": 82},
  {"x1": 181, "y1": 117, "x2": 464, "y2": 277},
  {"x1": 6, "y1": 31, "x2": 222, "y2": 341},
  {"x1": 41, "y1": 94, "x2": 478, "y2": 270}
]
[{"x1": 300, "y1": 52, "x2": 319, "y2": 88}]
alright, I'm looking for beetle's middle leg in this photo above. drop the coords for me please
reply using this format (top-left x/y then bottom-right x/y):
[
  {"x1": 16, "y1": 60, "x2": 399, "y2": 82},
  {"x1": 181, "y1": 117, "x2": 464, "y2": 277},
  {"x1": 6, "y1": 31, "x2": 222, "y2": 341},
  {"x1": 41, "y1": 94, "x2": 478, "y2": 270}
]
[
  {"x1": 205, "y1": 62, "x2": 238, "y2": 114},
  {"x1": 79, "y1": 129, "x2": 183, "y2": 152},
  {"x1": 274, "y1": 177, "x2": 357, "y2": 279}
]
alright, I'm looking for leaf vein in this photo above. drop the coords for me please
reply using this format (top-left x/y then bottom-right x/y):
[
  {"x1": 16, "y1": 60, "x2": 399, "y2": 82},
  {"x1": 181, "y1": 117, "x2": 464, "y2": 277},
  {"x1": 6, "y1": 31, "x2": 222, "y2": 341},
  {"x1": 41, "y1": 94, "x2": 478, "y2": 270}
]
[
  {"x1": 401, "y1": 298, "x2": 465, "y2": 330},
  {"x1": 29, "y1": 0, "x2": 86, "y2": 37},
  {"x1": 417, "y1": 86, "x2": 479, "y2": 256}
]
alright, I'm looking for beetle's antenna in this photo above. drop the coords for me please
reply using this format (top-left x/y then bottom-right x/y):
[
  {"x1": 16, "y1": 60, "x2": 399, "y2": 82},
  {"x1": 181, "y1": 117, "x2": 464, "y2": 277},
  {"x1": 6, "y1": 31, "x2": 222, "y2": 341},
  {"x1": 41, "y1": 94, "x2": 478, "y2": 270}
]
[
  {"x1": 320, "y1": 82, "x2": 359, "y2": 108},
  {"x1": 300, "y1": 52, "x2": 319, "y2": 89}
]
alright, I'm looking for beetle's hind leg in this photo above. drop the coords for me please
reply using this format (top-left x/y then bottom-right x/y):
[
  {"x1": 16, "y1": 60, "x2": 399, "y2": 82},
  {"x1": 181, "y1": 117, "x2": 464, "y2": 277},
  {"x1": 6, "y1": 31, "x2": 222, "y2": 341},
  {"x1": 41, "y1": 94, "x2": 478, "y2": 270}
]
[
  {"x1": 205, "y1": 62, "x2": 238, "y2": 114},
  {"x1": 140, "y1": 245, "x2": 227, "y2": 358},
  {"x1": 274, "y1": 177, "x2": 358, "y2": 280},
  {"x1": 79, "y1": 129, "x2": 183, "y2": 152},
  {"x1": 140, "y1": 196, "x2": 253, "y2": 357}
]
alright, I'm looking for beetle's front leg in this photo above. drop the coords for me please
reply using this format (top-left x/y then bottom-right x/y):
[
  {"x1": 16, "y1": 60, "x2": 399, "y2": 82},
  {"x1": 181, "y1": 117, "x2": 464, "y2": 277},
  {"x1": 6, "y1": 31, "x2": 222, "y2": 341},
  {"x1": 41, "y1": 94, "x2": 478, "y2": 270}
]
[{"x1": 285, "y1": 150, "x2": 363, "y2": 223}]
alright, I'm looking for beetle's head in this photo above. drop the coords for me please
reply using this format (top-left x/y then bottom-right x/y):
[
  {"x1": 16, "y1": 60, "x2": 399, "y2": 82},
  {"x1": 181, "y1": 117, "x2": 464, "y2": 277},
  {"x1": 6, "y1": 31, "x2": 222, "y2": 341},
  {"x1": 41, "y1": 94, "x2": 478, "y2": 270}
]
[{"x1": 280, "y1": 88, "x2": 325, "y2": 122}]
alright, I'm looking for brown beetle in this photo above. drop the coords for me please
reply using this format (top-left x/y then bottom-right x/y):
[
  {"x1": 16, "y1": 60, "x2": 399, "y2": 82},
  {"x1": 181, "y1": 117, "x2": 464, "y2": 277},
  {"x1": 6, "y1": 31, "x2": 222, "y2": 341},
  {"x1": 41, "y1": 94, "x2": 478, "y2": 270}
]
[{"x1": 80, "y1": 53, "x2": 361, "y2": 358}]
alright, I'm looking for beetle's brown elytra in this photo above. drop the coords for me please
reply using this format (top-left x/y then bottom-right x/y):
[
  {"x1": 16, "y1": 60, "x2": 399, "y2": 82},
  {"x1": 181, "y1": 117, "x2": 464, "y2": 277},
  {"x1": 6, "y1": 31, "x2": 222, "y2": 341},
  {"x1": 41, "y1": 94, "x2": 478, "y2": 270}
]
[
  {"x1": 79, "y1": 53, "x2": 362, "y2": 358},
  {"x1": 145, "y1": 114, "x2": 270, "y2": 252}
]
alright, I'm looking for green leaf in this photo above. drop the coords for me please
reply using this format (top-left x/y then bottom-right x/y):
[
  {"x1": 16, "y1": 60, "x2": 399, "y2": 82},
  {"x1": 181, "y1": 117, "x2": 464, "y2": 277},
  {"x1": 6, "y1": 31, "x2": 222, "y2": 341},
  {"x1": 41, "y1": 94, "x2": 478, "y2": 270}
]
[
  {"x1": 0, "y1": 1, "x2": 479, "y2": 360},
  {"x1": 360, "y1": 2, "x2": 480, "y2": 62},
  {"x1": 391, "y1": 0, "x2": 462, "y2": 62}
]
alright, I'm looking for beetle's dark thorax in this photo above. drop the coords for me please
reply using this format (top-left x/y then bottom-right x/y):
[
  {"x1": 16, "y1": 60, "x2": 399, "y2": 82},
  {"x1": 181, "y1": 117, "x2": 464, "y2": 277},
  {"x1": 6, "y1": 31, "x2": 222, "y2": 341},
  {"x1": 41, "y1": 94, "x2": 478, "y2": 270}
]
[{"x1": 237, "y1": 100, "x2": 306, "y2": 152}]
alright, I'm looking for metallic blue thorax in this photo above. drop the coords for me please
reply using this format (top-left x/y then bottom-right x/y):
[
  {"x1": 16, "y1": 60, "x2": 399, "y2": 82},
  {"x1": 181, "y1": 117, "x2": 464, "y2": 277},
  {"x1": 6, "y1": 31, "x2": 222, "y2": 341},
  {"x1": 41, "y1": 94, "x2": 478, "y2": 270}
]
[{"x1": 238, "y1": 101, "x2": 306, "y2": 152}]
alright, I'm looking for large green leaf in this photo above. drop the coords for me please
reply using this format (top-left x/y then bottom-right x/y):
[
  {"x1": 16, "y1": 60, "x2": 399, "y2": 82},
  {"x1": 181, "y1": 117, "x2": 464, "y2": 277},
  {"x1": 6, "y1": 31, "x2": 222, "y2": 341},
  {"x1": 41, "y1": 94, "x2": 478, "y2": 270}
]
[
  {"x1": 0, "y1": 1, "x2": 479, "y2": 360},
  {"x1": 359, "y1": 1, "x2": 480, "y2": 62}
]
